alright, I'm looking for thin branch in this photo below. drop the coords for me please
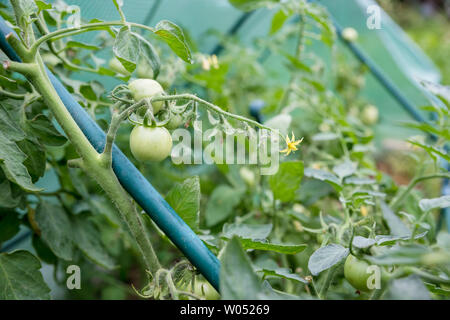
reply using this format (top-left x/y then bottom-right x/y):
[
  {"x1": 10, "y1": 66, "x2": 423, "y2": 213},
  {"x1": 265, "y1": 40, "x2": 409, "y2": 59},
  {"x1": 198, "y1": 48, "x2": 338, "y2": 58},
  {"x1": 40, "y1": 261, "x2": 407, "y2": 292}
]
[{"x1": 390, "y1": 172, "x2": 450, "y2": 210}]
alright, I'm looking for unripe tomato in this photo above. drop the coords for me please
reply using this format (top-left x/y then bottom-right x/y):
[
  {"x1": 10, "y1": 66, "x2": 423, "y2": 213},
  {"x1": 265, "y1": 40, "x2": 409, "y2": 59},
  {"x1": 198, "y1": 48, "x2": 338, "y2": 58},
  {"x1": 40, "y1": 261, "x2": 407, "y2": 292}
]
[
  {"x1": 128, "y1": 79, "x2": 165, "y2": 114},
  {"x1": 342, "y1": 28, "x2": 359, "y2": 42},
  {"x1": 109, "y1": 57, "x2": 131, "y2": 76},
  {"x1": 188, "y1": 280, "x2": 220, "y2": 300},
  {"x1": 239, "y1": 167, "x2": 255, "y2": 187},
  {"x1": 165, "y1": 114, "x2": 183, "y2": 130},
  {"x1": 361, "y1": 105, "x2": 379, "y2": 125},
  {"x1": 344, "y1": 255, "x2": 372, "y2": 291},
  {"x1": 129, "y1": 126, "x2": 172, "y2": 162}
]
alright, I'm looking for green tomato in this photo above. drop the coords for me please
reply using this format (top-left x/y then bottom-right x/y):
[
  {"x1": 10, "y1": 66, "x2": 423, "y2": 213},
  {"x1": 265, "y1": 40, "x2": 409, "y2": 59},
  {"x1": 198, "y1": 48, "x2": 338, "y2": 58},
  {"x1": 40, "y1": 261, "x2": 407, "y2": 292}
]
[
  {"x1": 342, "y1": 27, "x2": 359, "y2": 42},
  {"x1": 109, "y1": 57, "x2": 131, "y2": 76},
  {"x1": 344, "y1": 255, "x2": 372, "y2": 292},
  {"x1": 129, "y1": 125, "x2": 172, "y2": 162},
  {"x1": 128, "y1": 79, "x2": 165, "y2": 114},
  {"x1": 188, "y1": 280, "x2": 220, "y2": 300},
  {"x1": 361, "y1": 105, "x2": 379, "y2": 125},
  {"x1": 165, "y1": 114, "x2": 183, "y2": 130}
]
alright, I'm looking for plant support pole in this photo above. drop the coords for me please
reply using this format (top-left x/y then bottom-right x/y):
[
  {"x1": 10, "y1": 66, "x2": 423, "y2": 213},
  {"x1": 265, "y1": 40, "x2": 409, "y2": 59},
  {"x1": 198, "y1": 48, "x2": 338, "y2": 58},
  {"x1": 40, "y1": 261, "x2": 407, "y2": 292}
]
[{"x1": 0, "y1": 18, "x2": 220, "y2": 291}]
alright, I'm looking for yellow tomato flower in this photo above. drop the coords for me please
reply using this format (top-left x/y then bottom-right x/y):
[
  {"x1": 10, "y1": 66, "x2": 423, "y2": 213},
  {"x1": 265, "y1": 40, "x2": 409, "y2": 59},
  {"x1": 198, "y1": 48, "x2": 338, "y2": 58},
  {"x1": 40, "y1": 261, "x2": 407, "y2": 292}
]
[{"x1": 280, "y1": 132, "x2": 304, "y2": 156}]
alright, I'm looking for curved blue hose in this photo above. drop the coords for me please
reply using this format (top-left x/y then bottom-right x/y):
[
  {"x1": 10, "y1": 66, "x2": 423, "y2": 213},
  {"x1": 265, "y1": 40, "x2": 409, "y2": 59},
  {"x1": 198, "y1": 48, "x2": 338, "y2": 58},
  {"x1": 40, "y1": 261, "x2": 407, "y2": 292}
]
[{"x1": 0, "y1": 18, "x2": 220, "y2": 291}]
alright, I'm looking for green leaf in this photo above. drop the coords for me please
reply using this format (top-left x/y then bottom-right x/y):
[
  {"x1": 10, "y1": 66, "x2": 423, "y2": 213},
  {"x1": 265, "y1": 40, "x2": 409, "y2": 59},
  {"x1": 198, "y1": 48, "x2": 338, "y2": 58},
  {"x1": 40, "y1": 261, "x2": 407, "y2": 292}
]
[
  {"x1": 35, "y1": 1, "x2": 52, "y2": 12},
  {"x1": 222, "y1": 223, "x2": 272, "y2": 240},
  {"x1": 17, "y1": 139, "x2": 46, "y2": 182},
  {"x1": 380, "y1": 201, "x2": 411, "y2": 237},
  {"x1": 0, "y1": 103, "x2": 25, "y2": 141},
  {"x1": 270, "y1": 9, "x2": 290, "y2": 34},
  {"x1": 308, "y1": 244, "x2": 349, "y2": 276},
  {"x1": 220, "y1": 237, "x2": 262, "y2": 299},
  {"x1": 65, "y1": 40, "x2": 99, "y2": 51},
  {"x1": 240, "y1": 239, "x2": 306, "y2": 254},
  {"x1": 11, "y1": 0, "x2": 38, "y2": 29},
  {"x1": 165, "y1": 176, "x2": 200, "y2": 232},
  {"x1": 0, "y1": 210, "x2": 21, "y2": 244},
  {"x1": 419, "y1": 196, "x2": 450, "y2": 212},
  {"x1": 0, "y1": 178, "x2": 23, "y2": 208},
  {"x1": 35, "y1": 201, "x2": 75, "y2": 261},
  {"x1": 282, "y1": 53, "x2": 312, "y2": 73},
  {"x1": 333, "y1": 160, "x2": 357, "y2": 180},
  {"x1": 113, "y1": 26, "x2": 140, "y2": 73},
  {"x1": 0, "y1": 250, "x2": 50, "y2": 300},
  {"x1": 257, "y1": 267, "x2": 309, "y2": 284},
  {"x1": 366, "y1": 244, "x2": 430, "y2": 265},
  {"x1": 134, "y1": 33, "x2": 161, "y2": 78},
  {"x1": 229, "y1": 0, "x2": 279, "y2": 11},
  {"x1": 72, "y1": 215, "x2": 115, "y2": 270},
  {"x1": 154, "y1": 20, "x2": 192, "y2": 63},
  {"x1": 407, "y1": 140, "x2": 449, "y2": 162},
  {"x1": 0, "y1": 132, "x2": 41, "y2": 192},
  {"x1": 269, "y1": 161, "x2": 303, "y2": 202},
  {"x1": 27, "y1": 114, "x2": 67, "y2": 146},
  {"x1": 304, "y1": 168, "x2": 342, "y2": 191},
  {"x1": 385, "y1": 275, "x2": 431, "y2": 300},
  {"x1": 205, "y1": 185, "x2": 244, "y2": 226}
]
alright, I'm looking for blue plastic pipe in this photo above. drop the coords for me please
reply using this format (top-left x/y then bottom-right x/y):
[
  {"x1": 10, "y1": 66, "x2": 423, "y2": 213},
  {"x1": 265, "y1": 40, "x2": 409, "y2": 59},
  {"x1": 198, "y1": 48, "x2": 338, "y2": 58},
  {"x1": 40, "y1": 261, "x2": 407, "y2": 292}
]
[{"x1": 0, "y1": 18, "x2": 220, "y2": 291}]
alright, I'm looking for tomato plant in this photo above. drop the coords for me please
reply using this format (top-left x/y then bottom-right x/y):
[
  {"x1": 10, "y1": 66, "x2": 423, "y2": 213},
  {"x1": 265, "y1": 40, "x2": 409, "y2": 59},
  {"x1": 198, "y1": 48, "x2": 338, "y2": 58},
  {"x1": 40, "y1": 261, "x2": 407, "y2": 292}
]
[{"x1": 0, "y1": 0, "x2": 449, "y2": 302}]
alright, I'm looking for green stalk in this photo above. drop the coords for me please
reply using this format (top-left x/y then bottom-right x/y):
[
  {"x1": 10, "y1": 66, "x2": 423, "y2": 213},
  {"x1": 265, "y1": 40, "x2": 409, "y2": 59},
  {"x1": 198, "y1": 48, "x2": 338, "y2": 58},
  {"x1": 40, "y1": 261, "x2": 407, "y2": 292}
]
[{"x1": 6, "y1": 44, "x2": 161, "y2": 276}]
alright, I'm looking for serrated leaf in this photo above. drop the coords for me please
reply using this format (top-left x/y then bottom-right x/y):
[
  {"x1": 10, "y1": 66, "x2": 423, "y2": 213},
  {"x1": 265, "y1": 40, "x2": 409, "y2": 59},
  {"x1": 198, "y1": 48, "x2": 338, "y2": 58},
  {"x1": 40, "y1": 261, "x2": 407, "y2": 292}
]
[
  {"x1": 0, "y1": 250, "x2": 50, "y2": 300},
  {"x1": 220, "y1": 237, "x2": 262, "y2": 299},
  {"x1": 269, "y1": 161, "x2": 303, "y2": 202},
  {"x1": 165, "y1": 176, "x2": 200, "y2": 232},
  {"x1": 205, "y1": 185, "x2": 244, "y2": 227},
  {"x1": 308, "y1": 244, "x2": 349, "y2": 276},
  {"x1": 0, "y1": 210, "x2": 21, "y2": 244},
  {"x1": 240, "y1": 239, "x2": 306, "y2": 254},
  {"x1": 366, "y1": 244, "x2": 430, "y2": 265},
  {"x1": 0, "y1": 103, "x2": 25, "y2": 141},
  {"x1": 257, "y1": 267, "x2": 309, "y2": 284},
  {"x1": 35, "y1": 201, "x2": 75, "y2": 261},
  {"x1": 419, "y1": 196, "x2": 450, "y2": 212},
  {"x1": 27, "y1": 114, "x2": 67, "y2": 146},
  {"x1": 16, "y1": 139, "x2": 46, "y2": 182},
  {"x1": 270, "y1": 9, "x2": 290, "y2": 34},
  {"x1": 154, "y1": 20, "x2": 192, "y2": 63},
  {"x1": 380, "y1": 201, "x2": 411, "y2": 237},
  {"x1": 72, "y1": 215, "x2": 115, "y2": 270},
  {"x1": 134, "y1": 33, "x2": 161, "y2": 78},
  {"x1": 113, "y1": 26, "x2": 140, "y2": 73},
  {"x1": 385, "y1": 275, "x2": 431, "y2": 300},
  {"x1": 0, "y1": 132, "x2": 41, "y2": 192},
  {"x1": 65, "y1": 40, "x2": 98, "y2": 51},
  {"x1": 333, "y1": 160, "x2": 357, "y2": 180},
  {"x1": 304, "y1": 168, "x2": 342, "y2": 190},
  {"x1": 222, "y1": 223, "x2": 272, "y2": 240}
]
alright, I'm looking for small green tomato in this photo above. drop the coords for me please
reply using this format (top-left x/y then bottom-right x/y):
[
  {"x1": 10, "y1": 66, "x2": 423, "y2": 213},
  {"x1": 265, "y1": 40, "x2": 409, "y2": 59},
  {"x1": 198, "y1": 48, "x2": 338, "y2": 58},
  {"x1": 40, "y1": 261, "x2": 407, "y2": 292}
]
[
  {"x1": 165, "y1": 114, "x2": 183, "y2": 130},
  {"x1": 128, "y1": 79, "x2": 165, "y2": 114},
  {"x1": 129, "y1": 125, "x2": 172, "y2": 162},
  {"x1": 342, "y1": 27, "x2": 359, "y2": 42},
  {"x1": 109, "y1": 57, "x2": 131, "y2": 76},
  {"x1": 344, "y1": 255, "x2": 372, "y2": 292},
  {"x1": 361, "y1": 105, "x2": 379, "y2": 125},
  {"x1": 188, "y1": 280, "x2": 220, "y2": 300}
]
